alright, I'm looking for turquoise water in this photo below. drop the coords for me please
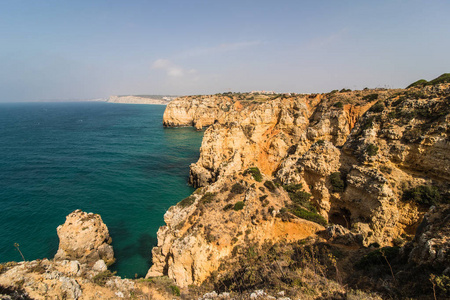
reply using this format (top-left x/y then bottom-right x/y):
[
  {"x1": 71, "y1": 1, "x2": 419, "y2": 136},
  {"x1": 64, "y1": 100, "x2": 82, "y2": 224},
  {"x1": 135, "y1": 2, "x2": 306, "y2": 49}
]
[{"x1": 0, "y1": 102, "x2": 203, "y2": 278}]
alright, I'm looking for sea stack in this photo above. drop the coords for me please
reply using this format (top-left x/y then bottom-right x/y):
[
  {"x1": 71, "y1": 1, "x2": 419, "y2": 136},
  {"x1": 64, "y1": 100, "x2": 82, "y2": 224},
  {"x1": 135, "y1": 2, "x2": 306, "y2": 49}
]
[{"x1": 54, "y1": 209, "x2": 115, "y2": 266}]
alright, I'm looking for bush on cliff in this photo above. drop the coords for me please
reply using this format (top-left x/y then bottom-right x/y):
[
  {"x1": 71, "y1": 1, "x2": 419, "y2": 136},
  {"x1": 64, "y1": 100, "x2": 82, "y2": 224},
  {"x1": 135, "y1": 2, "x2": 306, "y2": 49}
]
[
  {"x1": 178, "y1": 195, "x2": 195, "y2": 208},
  {"x1": 428, "y1": 73, "x2": 450, "y2": 85},
  {"x1": 244, "y1": 167, "x2": 262, "y2": 182},
  {"x1": 363, "y1": 93, "x2": 379, "y2": 102},
  {"x1": 402, "y1": 185, "x2": 442, "y2": 206},
  {"x1": 263, "y1": 180, "x2": 277, "y2": 192},
  {"x1": 407, "y1": 73, "x2": 450, "y2": 88},
  {"x1": 333, "y1": 101, "x2": 343, "y2": 108},
  {"x1": 234, "y1": 201, "x2": 245, "y2": 211},
  {"x1": 366, "y1": 144, "x2": 379, "y2": 156},
  {"x1": 200, "y1": 192, "x2": 216, "y2": 204},
  {"x1": 170, "y1": 285, "x2": 181, "y2": 296},
  {"x1": 368, "y1": 101, "x2": 384, "y2": 113},
  {"x1": 282, "y1": 183, "x2": 303, "y2": 193},
  {"x1": 354, "y1": 247, "x2": 400, "y2": 271},
  {"x1": 244, "y1": 167, "x2": 263, "y2": 182},
  {"x1": 291, "y1": 207, "x2": 327, "y2": 226},
  {"x1": 283, "y1": 184, "x2": 316, "y2": 213},
  {"x1": 230, "y1": 182, "x2": 246, "y2": 194},
  {"x1": 329, "y1": 172, "x2": 345, "y2": 193},
  {"x1": 93, "y1": 270, "x2": 116, "y2": 286},
  {"x1": 223, "y1": 203, "x2": 234, "y2": 211},
  {"x1": 210, "y1": 241, "x2": 346, "y2": 298},
  {"x1": 407, "y1": 79, "x2": 428, "y2": 88}
]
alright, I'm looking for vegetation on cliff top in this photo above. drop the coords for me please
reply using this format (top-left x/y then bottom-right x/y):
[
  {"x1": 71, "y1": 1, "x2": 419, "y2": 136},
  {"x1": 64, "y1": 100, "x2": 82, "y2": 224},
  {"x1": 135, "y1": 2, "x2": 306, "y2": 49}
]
[{"x1": 407, "y1": 73, "x2": 450, "y2": 88}]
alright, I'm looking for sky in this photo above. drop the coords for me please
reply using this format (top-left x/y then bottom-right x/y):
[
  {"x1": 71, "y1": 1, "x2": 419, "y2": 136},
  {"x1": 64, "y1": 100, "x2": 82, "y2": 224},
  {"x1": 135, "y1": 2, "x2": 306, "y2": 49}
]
[{"x1": 0, "y1": 0, "x2": 449, "y2": 101}]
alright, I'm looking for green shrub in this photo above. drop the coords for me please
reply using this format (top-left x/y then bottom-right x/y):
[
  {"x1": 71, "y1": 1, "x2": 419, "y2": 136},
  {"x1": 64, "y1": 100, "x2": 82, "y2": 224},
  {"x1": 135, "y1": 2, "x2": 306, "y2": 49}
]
[
  {"x1": 230, "y1": 183, "x2": 246, "y2": 194},
  {"x1": 223, "y1": 204, "x2": 234, "y2": 211},
  {"x1": 259, "y1": 195, "x2": 268, "y2": 201},
  {"x1": 355, "y1": 247, "x2": 400, "y2": 270},
  {"x1": 29, "y1": 262, "x2": 47, "y2": 274},
  {"x1": 290, "y1": 191, "x2": 312, "y2": 203},
  {"x1": 244, "y1": 167, "x2": 263, "y2": 182},
  {"x1": 366, "y1": 144, "x2": 379, "y2": 156},
  {"x1": 147, "y1": 276, "x2": 181, "y2": 296},
  {"x1": 282, "y1": 183, "x2": 303, "y2": 193},
  {"x1": 234, "y1": 201, "x2": 245, "y2": 211},
  {"x1": 392, "y1": 96, "x2": 406, "y2": 107},
  {"x1": 333, "y1": 101, "x2": 343, "y2": 108},
  {"x1": 93, "y1": 270, "x2": 116, "y2": 286},
  {"x1": 428, "y1": 73, "x2": 450, "y2": 85},
  {"x1": 369, "y1": 101, "x2": 384, "y2": 113},
  {"x1": 200, "y1": 192, "x2": 215, "y2": 204},
  {"x1": 264, "y1": 181, "x2": 277, "y2": 192},
  {"x1": 329, "y1": 172, "x2": 345, "y2": 193},
  {"x1": 170, "y1": 285, "x2": 180, "y2": 296},
  {"x1": 407, "y1": 79, "x2": 428, "y2": 88},
  {"x1": 360, "y1": 116, "x2": 375, "y2": 132},
  {"x1": 340, "y1": 88, "x2": 351, "y2": 93},
  {"x1": 362, "y1": 93, "x2": 379, "y2": 101},
  {"x1": 406, "y1": 90, "x2": 427, "y2": 99},
  {"x1": 402, "y1": 185, "x2": 442, "y2": 206},
  {"x1": 291, "y1": 207, "x2": 327, "y2": 226},
  {"x1": 178, "y1": 196, "x2": 195, "y2": 208},
  {"x1": 284, "y1": 184, "x2": 316, "y2": 212}
]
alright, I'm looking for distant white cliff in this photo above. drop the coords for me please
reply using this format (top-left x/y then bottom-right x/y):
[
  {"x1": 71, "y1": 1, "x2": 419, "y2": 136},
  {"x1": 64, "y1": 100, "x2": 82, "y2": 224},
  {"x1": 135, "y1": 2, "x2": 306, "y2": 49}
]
[{"x1": 108, "y1": 95, "x2": 177, "y2": 105}]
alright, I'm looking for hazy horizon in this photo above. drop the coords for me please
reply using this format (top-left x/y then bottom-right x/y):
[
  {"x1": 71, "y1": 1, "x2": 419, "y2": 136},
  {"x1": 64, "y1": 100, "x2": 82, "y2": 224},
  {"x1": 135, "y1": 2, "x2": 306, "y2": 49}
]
[{"x1": 1, "y1": 0, "x2": 449, "y2": 102}]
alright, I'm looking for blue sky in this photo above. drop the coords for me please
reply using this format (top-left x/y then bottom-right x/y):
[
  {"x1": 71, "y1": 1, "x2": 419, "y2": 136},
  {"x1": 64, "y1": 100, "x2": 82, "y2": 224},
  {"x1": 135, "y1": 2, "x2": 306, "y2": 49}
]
[{"x1": 0, "y1": 0, "x2": 449, "y2": 101}]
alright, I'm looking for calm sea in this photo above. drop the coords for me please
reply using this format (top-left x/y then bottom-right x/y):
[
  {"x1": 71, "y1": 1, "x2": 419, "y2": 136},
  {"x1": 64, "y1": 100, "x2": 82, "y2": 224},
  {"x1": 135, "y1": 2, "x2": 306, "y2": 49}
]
[{"x1": 0, "y1": 102, "x2": 203, "y2": 278}]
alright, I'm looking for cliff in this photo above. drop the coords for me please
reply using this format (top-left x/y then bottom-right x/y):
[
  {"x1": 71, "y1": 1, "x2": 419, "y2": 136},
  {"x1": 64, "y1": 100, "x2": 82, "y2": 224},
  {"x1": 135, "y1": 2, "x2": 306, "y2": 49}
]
[
  {"x1": 1, "y1": 78, "x2": 449, "y2": 299},
  {"x1": 154, "y1": 81, "x2": 449, "y2": 297},
  {"x1": 108, "y1": 95, "x2": 175, "y2": 105}
]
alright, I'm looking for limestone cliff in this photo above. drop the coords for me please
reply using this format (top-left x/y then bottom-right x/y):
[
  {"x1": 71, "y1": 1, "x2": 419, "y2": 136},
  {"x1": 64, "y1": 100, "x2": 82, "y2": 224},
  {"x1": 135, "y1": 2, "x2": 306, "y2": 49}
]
[
  {"x1": 108, "y1": 95, "x2": 175, "y2": 105},
  {"x1": 155, "y1": 84, "x2": 449, "y2": 288}
]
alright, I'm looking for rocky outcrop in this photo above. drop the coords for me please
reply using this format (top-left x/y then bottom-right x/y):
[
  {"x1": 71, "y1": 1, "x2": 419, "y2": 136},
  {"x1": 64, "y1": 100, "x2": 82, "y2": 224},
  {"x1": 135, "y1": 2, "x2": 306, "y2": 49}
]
[
  {"x1": 0, "y1": 258, "x2": 139, "y2": 300},
  {"x1": 54, "y1": 210, "x2": 115, "y2": 266},
  {"x1": 147, "y1": 175, "x2": 324, "y2": 288},
  {"x1": 1, "y1": 211, "x2": 125, "y2": 300},
  {"x1": 0, "y1": 210, "x2": 174, "y2": 300},
  {"x1": 165, "y1": 93, "x2": 380, "y2": 187},
  {"x1": 156, "y1": 85, "x2": 450, "y2": 287},
  {"x1": 408, "y1": 204, "x2": 450, "y2": 270}
]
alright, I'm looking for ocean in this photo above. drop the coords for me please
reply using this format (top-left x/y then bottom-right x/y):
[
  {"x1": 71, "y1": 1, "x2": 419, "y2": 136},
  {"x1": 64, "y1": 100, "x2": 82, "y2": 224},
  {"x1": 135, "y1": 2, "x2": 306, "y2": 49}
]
[{"x1": 0, "y1": 101, "x2": 203, "y2": 278}]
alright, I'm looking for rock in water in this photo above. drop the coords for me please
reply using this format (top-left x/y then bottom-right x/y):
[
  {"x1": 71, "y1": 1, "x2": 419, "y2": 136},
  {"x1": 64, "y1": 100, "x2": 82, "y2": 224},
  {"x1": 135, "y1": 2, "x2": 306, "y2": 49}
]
[{"x1": 54, "y1": 209, "x2": 115, "y2": 266}]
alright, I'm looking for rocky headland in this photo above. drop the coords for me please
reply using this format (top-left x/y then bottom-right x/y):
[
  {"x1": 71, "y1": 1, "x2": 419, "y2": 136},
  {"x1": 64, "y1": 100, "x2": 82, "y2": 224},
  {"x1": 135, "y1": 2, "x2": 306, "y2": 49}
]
[
  {"x1": 108, "y1": 95, "x2": 176, "y2": 105},
  {"x1": 152, "y1": 75, "x2": 449, "y2": 298}
]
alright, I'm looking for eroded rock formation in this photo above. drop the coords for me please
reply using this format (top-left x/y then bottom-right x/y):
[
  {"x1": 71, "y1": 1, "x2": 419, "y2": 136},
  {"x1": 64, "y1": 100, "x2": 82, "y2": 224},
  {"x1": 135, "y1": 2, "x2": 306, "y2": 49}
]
[
  {"x1": 0, "y1": 210, "x2": 173, "y2": 300},
  {"x1": 154, "y1": 84, "x2": 449, "y2": 287},
  {"x1": 54, "y1": 209, "x2": 115, "y2": 266}
]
